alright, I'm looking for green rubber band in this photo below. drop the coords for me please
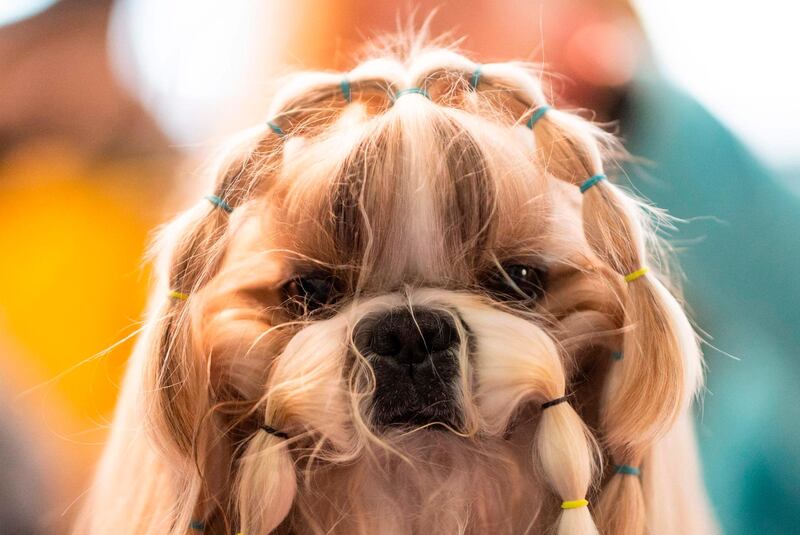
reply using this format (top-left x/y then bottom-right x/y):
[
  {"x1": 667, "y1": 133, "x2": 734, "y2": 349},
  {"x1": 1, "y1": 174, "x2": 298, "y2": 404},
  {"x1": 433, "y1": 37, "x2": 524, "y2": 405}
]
[
  {"x1": 267, "y1": 121, "x2": 285, "y2": 137},
  {"x1": 469, "y1": 66, "x2": 482, "y2": 89},
  {"x1": 526, "y1": 105, "x2": 551, "y2": 129},
  {"x1": 611, "y1": 351, "x2": 623, "y2": 361},
  {"x1": 340, "y1": 77, "x2": 352, "y2": 103},
  {"x1": 393, "y1": 87, "x2": 430, "y2": 102},
  {"x1": 205, "y1": 195, "x2": 233, "y2": 214},
  {"x1": 579, "y1": 174, "x2": 606, "y2": 193},
  {"x1": 615, "y1": 464, "x2": 641, "y2": 476},
  {"x1": 189, "y1": 520, "x2": 206, "y2": 531}
]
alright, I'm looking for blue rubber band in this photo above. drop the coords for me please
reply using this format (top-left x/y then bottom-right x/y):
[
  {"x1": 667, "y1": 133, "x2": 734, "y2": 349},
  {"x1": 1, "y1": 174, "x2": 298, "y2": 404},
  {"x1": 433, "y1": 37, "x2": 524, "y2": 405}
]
[
  {"x1": 393, "y1": 87, "x2": 430, "y2": 102},
  {"x1": 267, "y1": 121, "x2": 285, "y2": 137},
  {"x1": 205, "y1": 195, "x2": 233, "y2": 214},
  {"x1": 340, "y1": 77, "x2": 352, "y2": 103},
  {"x1": 615, "y1": 464, "x2": 641, "y2": 476},
  {"x1": 611, "y1": 351, "x2": 623, "y2": 361},
  {"x1": 469, "y1": 66, "x2": 482, "y2": 89},
  {"x1": 189, "y1": 520, "x2": 206, "y2": 531},
  {"x1": 526, "y1": 105, "x2": 551, "y2": 129},
  {"x1": 579, "y1": 174, "x2": 606, "y2": 193}
]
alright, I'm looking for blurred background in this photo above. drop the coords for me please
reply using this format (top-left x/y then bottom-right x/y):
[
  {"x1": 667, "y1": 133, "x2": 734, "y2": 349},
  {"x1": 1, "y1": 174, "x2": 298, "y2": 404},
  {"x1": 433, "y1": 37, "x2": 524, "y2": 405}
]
[{"x1": 0, "y1": 0, "x2": 797, "y2": 533}]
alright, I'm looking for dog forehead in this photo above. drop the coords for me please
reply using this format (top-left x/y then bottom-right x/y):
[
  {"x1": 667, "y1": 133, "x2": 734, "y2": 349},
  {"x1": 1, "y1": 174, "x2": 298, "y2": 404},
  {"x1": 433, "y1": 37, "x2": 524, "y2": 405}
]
[
  {"x1": 234, "y1": 114, "x2": 589, "y2": 283},
  {"x1": 244, "y1": 188, "x2": 582, "y2": 289}
]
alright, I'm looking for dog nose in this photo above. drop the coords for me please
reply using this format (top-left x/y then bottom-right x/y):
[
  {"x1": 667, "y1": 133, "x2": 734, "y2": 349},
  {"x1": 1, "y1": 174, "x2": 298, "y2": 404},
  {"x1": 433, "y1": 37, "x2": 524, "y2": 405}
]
[
  {"x1": 355, "y1": 307, "x2": 462, "y2": 427},
  {"x1": 366, "y1": 308, "x2": 458, "y2": 367}
]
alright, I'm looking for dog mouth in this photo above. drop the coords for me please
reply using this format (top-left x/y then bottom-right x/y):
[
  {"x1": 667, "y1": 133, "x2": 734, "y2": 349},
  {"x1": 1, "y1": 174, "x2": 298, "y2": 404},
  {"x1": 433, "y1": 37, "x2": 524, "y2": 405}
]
[
  {"x1": 367, "y1": 355, "x2": 463, "y2": 430},
  {"x1": 372, "y1": 399, "x2": 461, "y2": 430}
]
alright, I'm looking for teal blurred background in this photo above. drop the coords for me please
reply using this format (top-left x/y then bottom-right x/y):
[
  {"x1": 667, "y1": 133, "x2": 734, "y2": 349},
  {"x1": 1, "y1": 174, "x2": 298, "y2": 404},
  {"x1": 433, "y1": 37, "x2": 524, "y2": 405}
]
[{"x1": 0, "y1": 1, "x2": 797, "y2": 533}]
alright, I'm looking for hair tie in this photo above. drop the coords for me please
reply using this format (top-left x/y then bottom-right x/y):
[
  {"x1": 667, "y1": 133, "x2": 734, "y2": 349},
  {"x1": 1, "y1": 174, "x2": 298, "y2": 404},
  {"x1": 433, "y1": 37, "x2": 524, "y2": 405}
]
[
  {"x1": 561, "y1": 499, "x2": 589, "y2": 509},
  {"x1": 189, "y1": 520, "x2": 206, "y2": 531},
  {"x1": 260, "y1": 424, "x2": 289, "y2": 440},
  {"x1": 615, "y1": 464, "x2": 641, "y2": 476},
  {"x1": 267, "y1": 120, "x2": 285, "y2": 137},
  {"x1": 205, "y1": 194, "x2": 233, "y2": 214},
  {"x1": 541, "y1": 394, "x2": 570, "y2": 410},
  {"x1": 624, "y1": 267, "x2": 649, "y2": 283},
  {"x1": 579, "y1": 174, "x2": 606, "y2": 193},
  {"x1": 168, "y1": 290, "x2": 189, "y2": 301},
  {"x1": 340, "y1": 77, "x2": 352, "y2": 103},
  {"x1": 611, "y1": 351, "x2": 623, "y2": 361},
  {"x1": 393, "y1": 87, "x2": 430, "y2": 102},
  {"x1": 526, "y1": 105, "x2": 551, "y2": 129},
  {"x1": 469, "y1": 65, "x2": 482, "y2": 89}
]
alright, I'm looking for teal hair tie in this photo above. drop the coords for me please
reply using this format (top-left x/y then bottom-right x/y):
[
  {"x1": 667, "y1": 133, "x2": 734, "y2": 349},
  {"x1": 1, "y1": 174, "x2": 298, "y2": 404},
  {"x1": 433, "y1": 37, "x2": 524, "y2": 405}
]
[
  {"x1": 393, "y1": 87, "x2": 430, "y2": 102},
  {"x1": 469, "y1": 65, "x2": 482, "y2": 89},
  {"x1": 205, "y1": 195, "x2": 233, "y2": 214},
  {"x1": 189, "y1": 520, "x2": 206, "y2": 531},
  {"x1": 615, "y1": 464, "x2": 641, "y2": 476},
  {"x1": 611, "y1": 351, "x2": 623, "y2": 361},
  {"x1": 579, "y1": 174, "x2": 606, "y2": 193},
  {"x1": 340, "y1": 77, "x2": 352, "y2": 103},
  {"x1": 267, "y1": 120, "x2": 285, "y2": 137},
  {"x1": 526, "y1": 105, "x2": 551, "y2": 129}
]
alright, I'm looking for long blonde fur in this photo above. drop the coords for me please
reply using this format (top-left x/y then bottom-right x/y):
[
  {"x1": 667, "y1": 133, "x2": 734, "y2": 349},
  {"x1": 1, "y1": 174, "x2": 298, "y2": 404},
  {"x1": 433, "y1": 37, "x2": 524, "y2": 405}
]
[{"x1": 75, "y1": 37, "x2": 716, "y2": 535}]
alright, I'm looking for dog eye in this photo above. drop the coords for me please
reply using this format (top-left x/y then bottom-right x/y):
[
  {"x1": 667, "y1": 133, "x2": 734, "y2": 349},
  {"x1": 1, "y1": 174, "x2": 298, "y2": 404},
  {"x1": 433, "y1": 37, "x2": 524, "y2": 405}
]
[
  {"x1": 484, "y1": 263, "x2": 546, "y2": 301},
  {"x1": 283, "y1": 272, "x2": 340, "y2": 315}
]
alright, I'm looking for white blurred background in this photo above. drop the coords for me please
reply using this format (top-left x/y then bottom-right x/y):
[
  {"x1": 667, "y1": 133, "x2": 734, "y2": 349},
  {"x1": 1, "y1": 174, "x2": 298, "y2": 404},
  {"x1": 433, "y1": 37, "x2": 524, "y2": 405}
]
[{"x1": 3, "y1": 0, "x2": 797, "y2": 169}]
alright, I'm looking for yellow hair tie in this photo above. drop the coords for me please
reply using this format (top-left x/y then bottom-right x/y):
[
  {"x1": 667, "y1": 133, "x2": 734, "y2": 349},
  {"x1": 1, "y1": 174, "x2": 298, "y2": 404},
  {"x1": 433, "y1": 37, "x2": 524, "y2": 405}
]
[
  {"x1": 624, "y1": 267, "x2": 649, "y2": 283},
  {"x1": 168, "y1": 290, "x2": 189, "y2": 300},
  {"x1": 561, "y1": 499, "x2": 589, "y2": 509}
]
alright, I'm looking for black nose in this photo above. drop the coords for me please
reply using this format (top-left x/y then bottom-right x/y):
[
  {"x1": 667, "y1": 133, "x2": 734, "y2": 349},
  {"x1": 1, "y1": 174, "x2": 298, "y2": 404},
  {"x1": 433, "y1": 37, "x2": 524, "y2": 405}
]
[
  {"x1": 366, "y1": 308, "x2": 458, "y2": 367},
  {"x1": 355, "y1": 307, "x2": 461, "y2": 428}
]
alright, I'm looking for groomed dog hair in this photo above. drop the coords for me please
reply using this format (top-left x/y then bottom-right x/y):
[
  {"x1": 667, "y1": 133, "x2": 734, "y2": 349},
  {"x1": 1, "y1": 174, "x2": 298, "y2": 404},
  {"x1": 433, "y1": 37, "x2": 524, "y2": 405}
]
[{"x1": 75, "y1": 34, "x2": 716, "y2": 535}]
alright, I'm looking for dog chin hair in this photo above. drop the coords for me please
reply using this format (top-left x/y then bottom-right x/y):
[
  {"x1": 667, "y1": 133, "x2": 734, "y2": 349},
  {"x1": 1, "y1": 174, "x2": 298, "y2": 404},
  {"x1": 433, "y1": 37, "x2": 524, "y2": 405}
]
[{"x1": 234, "y1": 288, "x2": 597, "y2": 533}]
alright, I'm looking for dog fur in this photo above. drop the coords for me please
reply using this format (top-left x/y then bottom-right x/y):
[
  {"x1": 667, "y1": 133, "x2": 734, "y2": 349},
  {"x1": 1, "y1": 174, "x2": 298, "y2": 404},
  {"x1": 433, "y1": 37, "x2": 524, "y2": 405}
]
[{"x1": 75, "y1": 41, "x2": 717, "y2": 535}]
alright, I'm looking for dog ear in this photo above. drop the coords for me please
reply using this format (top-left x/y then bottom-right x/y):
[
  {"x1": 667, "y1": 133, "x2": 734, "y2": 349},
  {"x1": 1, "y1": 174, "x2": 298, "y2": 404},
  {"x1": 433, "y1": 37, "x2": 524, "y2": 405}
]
[
  {"x1": 448, "y1": 63, "x2": 703, "y2": 534},
  {"x1": 528, "y1": 109, "x2": 703, "y2": 535},
  {"x1": 144, "y1": 114, "x2": 291, "y2": 458},
  {"x1": 144, "y1": 73, "x2": 392, "y2": 530},
  {"x1": 149, "y1": 233, "x2": 222, "y2": 445},
  {"x1": 133, "y1": 132, "x2": 281, "y2": 532}
]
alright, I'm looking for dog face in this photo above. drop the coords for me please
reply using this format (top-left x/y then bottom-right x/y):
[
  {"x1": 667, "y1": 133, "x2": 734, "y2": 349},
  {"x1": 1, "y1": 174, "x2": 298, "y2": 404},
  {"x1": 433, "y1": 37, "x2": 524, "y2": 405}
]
[
  {"x1": 122, "y1": 51, "x2": 702, "y2": 535},
  {"x1": 203, "y1": 105, "x2": 607, "y2": 424},
  {"x1": 189, "y1": 99, "x2": 618, "y2": 533}
]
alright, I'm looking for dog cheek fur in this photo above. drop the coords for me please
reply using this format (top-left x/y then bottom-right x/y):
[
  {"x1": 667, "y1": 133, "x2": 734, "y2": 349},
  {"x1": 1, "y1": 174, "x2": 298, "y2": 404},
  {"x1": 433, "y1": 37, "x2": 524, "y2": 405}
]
[{"x1": 231, "y1": 290, "x2": 590, "y2": 534}]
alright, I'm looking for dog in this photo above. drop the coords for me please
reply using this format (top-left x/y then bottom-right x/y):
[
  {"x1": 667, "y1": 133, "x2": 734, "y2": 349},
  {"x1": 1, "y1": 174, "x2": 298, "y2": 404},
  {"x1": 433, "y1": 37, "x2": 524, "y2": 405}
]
[{"x1": 76, "y1": 44, "x2": 717, "y2": 535}]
